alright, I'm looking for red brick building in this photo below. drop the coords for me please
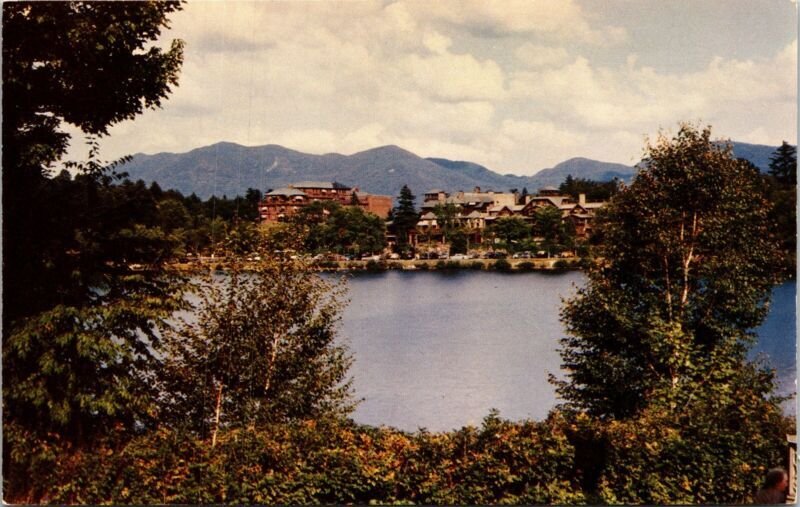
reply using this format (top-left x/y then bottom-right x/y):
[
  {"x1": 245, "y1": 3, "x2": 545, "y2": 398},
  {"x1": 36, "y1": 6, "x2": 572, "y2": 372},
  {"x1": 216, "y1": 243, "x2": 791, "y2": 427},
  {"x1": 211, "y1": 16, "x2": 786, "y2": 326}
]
[{"x1": 259, "y1": 181, "x2": 392, "y2": 222}]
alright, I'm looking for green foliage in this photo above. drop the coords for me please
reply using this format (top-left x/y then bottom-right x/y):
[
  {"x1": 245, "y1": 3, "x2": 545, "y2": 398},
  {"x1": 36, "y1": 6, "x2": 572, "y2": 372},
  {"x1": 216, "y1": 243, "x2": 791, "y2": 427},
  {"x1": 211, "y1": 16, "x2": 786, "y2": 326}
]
[
  {"x1": 11, "y1": 413, "x2": 584, "y2": 505},
  {"x1": 298, "y1": 201, "x2": 386, "y2": 255},
  {"x1": 160, "y1": 258, "x2": 355, "y2": 438},
  {"x1": 532, "y1": 206, "x2": 569, "y2": 249},
  {"x1": 768, "y1": 141, "x2": 796, "y2": 185},
  {"x1": 392, "y1": 185, "x2": 418, "y2": 248},
  {"x1": 493, "y1": 259, "x2": 512, "y2": 271},
  {"x1": 365, "y1": 259, "x2": 386, "y2": 271},
  {"x1": 432, "y1": 202, "x2": 459, "y2": 239},
  {"x1": 517, "y1": 261, "x2": 535, "y2": 271},
  {"x1": 552, "y1": 124, "x2": 791, "y2": 503},
  {"x1": 559, "y1": 175, "x2": 619, "y2": 201},
  {"x1": 448, "y1": 228, "x2": 469, "y2": 254},
  {"x1": 763, "y1": 143, "x2": 797, "y2": 271},
  {"x1": 485, "y1": 216, "x2": 531, "y2": 251},
  {"x1": 556, "y1": 124, "x2": 784, "y2": 418}
]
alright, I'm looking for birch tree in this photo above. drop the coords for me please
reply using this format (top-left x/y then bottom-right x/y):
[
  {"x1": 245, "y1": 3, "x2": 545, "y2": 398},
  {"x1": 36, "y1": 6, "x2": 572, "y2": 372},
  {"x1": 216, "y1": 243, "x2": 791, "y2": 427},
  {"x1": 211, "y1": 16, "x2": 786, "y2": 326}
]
[
  {"x1": 160, "y1": 257, "x2": 354, "y2": 445},
  {"x1": 553, "y1": 124, "x2": 784, "y2": 418}
]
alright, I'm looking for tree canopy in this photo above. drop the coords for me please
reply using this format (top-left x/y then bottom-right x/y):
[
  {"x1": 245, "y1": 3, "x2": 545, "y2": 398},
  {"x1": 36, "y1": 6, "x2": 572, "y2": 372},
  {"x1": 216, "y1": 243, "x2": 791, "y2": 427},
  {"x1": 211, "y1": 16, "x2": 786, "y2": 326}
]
[
  {"x1": 559, "y1": 175, "x2": 619, "y2": 202},
  {"x1": 160, "y1": 258, "x2": 355, "y2": 445},
  {"x1": 3, "y1": 1, "x2": 185, "y2": 327},
  {"x1": 768, "y1": 141, "x2": 797, "y2": 185},
  {"x1": 3, "y1": 1, "x2": 184, "y2": 172},
  {"x1": 552, "y1": 124, "x2": 789, "y2": 503},
  {"x1": 392, "y1": 185, "x2": 418, "y2": 249},
  {"x1": 3, "y1": 3, "x2": 187, "y2": 496},
  {"x1": 555, "y1": 125, "x2": 784, "y2": 418}
]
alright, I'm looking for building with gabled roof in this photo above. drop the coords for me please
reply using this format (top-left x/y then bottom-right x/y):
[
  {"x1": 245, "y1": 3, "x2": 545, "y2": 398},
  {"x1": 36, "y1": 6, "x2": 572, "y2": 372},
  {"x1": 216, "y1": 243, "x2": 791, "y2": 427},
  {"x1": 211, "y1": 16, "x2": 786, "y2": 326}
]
[{"x1": 259, "y1": 181, "x2": 392, "y2": 222}]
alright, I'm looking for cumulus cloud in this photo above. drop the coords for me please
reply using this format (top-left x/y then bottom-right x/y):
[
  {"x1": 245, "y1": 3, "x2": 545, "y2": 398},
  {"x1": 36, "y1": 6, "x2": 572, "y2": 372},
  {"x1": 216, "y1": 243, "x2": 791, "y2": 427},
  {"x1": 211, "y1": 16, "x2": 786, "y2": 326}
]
[
  {"x1": 63, "y1": 1, "x2": 795, "y2": 178},
  {"x1": 400, "y1": 51, "x2": 506, "y2": 101},
  {"x1": 401, "y1": 0, "x2": 627, "y2": 44},
  {"x1": 515, "y1": 43, "x2": 571, "y2": 68}
]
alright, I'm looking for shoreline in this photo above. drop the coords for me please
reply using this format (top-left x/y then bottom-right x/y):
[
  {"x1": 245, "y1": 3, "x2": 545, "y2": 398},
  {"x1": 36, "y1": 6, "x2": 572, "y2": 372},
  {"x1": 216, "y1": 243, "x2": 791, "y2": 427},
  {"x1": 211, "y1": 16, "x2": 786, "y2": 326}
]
[{"x1": 165, "y1": 256, "x2": 588, "y2": 273}]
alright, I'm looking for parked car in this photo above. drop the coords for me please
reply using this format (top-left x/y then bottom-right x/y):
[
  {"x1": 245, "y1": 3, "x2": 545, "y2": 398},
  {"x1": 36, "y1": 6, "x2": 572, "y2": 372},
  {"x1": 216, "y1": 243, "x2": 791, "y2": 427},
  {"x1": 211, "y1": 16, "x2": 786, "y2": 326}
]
[
  {"x1": 361, "y1": 254, "x2": 381, "y2": 261},
  {"x1": 450, "y1": 253, "x2": 467, "y2": 260},
  {"x1": 389, "y1": 253, "x2": 401, "y2": 260}
]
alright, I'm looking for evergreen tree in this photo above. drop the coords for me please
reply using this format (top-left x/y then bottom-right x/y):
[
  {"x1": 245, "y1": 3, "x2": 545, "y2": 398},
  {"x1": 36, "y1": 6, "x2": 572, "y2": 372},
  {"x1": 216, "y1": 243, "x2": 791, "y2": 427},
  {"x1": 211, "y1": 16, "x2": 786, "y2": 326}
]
[
  {"x1": 768, "y1": 141, "x2": 796, "y2": 185},
  {"x1": 392, "y1": 185, "x2": 418, "y2": 249}
]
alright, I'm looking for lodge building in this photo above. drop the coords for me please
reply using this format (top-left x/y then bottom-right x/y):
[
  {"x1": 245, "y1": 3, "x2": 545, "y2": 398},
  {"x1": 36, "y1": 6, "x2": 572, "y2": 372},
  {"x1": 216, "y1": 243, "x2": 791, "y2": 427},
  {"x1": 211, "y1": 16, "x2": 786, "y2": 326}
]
[{"x1": 258, "y1": 181, "x2": 392, "y2": 222}]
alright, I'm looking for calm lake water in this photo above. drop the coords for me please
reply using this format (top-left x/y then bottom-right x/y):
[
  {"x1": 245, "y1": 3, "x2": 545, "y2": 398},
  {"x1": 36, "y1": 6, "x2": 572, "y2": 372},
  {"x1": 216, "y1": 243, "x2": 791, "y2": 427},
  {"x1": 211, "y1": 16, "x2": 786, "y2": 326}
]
[{"x1": 336, "y1": 271, "x2": 796, "y2": 432}]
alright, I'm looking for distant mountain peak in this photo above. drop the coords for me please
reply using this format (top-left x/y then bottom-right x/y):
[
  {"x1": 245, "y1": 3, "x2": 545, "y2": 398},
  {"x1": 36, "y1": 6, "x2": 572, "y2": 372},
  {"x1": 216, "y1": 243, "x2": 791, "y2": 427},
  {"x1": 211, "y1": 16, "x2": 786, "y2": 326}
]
[
  {"x1": 352, "y1": 144, "x2": 418, "y2": 157},
  {"x1": 119, "y1": 140, "x2": 777, "y2": 199}
]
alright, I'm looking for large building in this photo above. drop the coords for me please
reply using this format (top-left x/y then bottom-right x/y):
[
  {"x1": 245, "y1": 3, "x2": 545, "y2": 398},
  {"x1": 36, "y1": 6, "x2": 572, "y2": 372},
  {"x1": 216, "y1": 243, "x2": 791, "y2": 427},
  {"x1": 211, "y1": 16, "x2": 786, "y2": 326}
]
[
  {"x1": 412, "y1": 186, "x2": 606, "y2": 246},
  {"x1": 259, "y1": 181, "x2": 392, "y2": 222}
]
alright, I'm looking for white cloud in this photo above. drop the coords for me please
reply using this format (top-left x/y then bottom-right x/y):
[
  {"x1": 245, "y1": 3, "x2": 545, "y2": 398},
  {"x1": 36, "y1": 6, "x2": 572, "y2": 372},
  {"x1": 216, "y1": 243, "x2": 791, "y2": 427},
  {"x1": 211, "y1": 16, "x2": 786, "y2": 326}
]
[
  {"x1": 401, "y1": 0, "x2": 627, "y2": 44},
  {"x1": 61, "y1": 2, "x2": 794, "y2": 179},
  {"x1": 515, "y1": 43, "x2": 571, "y2": 68}
]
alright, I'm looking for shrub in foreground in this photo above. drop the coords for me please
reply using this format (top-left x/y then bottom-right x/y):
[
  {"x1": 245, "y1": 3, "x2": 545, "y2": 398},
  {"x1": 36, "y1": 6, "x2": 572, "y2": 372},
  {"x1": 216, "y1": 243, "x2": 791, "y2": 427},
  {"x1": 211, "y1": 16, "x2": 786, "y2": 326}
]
[{"x1": 16, "y1": 413, "x2": 584, "y2": 505}]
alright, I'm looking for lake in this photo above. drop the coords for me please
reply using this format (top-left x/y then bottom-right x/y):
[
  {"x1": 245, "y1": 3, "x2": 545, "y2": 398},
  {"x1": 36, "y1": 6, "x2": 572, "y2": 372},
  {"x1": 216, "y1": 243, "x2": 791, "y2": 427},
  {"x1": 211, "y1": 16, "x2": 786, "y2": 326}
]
[{"x1": 337, "y1": 271, "x2": 796, "y2": 432}]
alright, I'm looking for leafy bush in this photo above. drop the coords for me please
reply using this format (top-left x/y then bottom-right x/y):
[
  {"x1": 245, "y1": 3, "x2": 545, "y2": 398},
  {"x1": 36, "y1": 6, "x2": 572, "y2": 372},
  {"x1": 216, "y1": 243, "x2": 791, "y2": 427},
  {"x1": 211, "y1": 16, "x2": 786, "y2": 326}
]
[
  {"x1": 445, "y1": 261, "x2": 461, "y2": 270},
  {"x1": 435, "y1": 260, "x2": 447, "y2": 270},
  {"x1": 469, "y1": 261, "x2": 484, "y2": 270},
  {"x1": 493, "y1": 259, "x2": 512, "y2": 271},
  {"x1": 16, "y1": 413, "x2": 585, "y2": 505},
  {"x1": 517, "y1": 261, "x2": 535, "y2": 271},
  {"x1": 553, "y1": 259, "x2": 569, "y2": 269},
  {"x1": 365, "y1": 260, "x2": 386, "y2": 271},
  {"x1": 414, "y1": 262, "x2": 429, "y2": 270}
]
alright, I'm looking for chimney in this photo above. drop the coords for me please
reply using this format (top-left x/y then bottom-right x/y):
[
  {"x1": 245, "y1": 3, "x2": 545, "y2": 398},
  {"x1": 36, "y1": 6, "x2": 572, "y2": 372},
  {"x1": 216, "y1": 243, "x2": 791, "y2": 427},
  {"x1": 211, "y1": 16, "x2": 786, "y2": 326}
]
[
  {"x1": 474, "y1": 186, "x2": 481, "y2": 193},
  {"x1": 579, "y1": 193, "x2": 586, "y2": 206}
]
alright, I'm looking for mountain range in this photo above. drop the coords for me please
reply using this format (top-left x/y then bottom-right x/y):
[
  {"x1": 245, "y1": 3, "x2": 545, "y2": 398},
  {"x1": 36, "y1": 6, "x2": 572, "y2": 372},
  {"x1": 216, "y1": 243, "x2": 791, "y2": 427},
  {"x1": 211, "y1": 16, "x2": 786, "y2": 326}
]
[{"x1": 119, "y1": 141, "x2": 780, "y2": 199}]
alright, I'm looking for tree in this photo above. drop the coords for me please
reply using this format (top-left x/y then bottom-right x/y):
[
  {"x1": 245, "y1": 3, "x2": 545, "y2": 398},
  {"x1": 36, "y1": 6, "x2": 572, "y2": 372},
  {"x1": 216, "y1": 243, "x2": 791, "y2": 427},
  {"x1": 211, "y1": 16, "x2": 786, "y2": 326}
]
[
  {"x1": 432, "y1": 202, "x2": 459, "y2": 243},
  {"x1": 768, "y1": 141, "x2": 796, "y2": 185},
  {"x1": 552, "y1": 125, "x2": 789, "y2": 503},
  {"x1": 243, "y1": 187, "x2": 264, "y2": 220},
  {"x1": 558, "y1": 174, "x2": 619, "y2": 202},
  {"x1": 485, "y1": 216, "x2": 531, "y2": 250},
  {"x1": 392, "y1": 185, "x2": 418, "y2": 249},
  {"x1": 160, "y1": 257, "x2": 355, "y2": 445},
  {"x1": 448, "y1": 228, "x2": 469, "y2": 254},
  {"x1": 532, "y1": 207, "x2": 562, "y2": 243},
  {"x1": 3, "y1": 0, "x2": 185, "y2": 326},
  {"x1": 3, "y1": 3, "x2": 186, "y2": 495}
]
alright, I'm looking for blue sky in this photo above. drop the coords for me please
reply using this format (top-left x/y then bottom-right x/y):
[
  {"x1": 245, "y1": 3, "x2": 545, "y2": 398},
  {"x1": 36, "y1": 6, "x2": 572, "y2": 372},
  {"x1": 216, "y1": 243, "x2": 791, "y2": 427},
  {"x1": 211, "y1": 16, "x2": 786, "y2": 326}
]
[{"x1": 67, "y1": 0, "x2": 797, "y2": 175}]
